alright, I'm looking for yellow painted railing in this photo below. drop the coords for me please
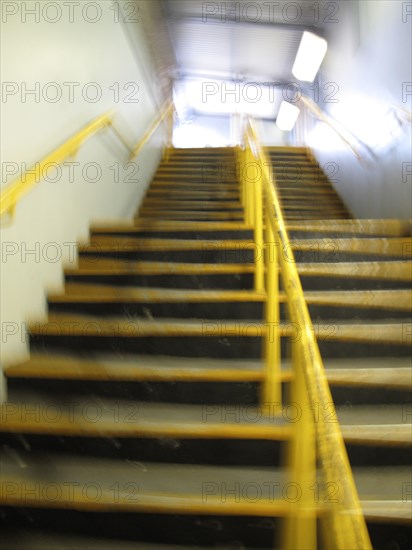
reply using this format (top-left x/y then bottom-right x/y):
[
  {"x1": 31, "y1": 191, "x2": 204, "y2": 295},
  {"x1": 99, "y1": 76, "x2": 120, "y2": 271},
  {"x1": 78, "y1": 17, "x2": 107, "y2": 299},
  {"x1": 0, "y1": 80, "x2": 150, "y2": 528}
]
[
  {"x1": 1, "y1": 102, "x2": 174, "y2": 221},
  {"x1": 297, "y1": 95, "x2": 376, "y2": 163},
  {"x1": 238, "y1": 118, "x2": 372, "y2": 550},
  {"x1": 130, "y1": 101, "x2": 174, "y2": 161}
]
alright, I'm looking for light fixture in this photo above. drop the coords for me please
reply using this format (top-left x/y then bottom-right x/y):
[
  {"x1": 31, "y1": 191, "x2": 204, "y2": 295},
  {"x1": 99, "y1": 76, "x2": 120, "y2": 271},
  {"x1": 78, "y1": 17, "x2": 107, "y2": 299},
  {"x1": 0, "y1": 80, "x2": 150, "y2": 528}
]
[
  {"x1": 276, "y1": 101, "x2": 300, "y2": 131},
  {"x1": 292, "y1": 31, "x2": 328, "y2": 82}
]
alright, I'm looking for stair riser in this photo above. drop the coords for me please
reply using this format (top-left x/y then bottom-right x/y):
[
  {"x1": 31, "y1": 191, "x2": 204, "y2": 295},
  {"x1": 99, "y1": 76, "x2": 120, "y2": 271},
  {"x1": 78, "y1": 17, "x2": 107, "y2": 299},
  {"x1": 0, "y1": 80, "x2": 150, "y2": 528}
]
[
  {"x1": 289, "y1": 230, "x2": 412, "y2": 240},
  {"x1": 65, "y1": 272, "x2": 410, "y2": 292},
  {"x1": 149, "y1": 183, "x2": 239, "y2": 191},
  {"x1": 300, "y1": 276, "x2": 412, "y2": 291},
  {"x1": 0, "y1": 509, "x2": 278, "y2": 548},
  {"x1": 6, "y1": 376, "x2": 410, "y2": 408},
  {"x1": 144, "y1": 198, "x2": 242, "y2": 205},
  {"x1": 47, "y1": 301, "x2": 264, "y2": 320},
  {"x1": 1, "y1": 508, "x2": 409, "y2": 550},
  {"x1": 138, "y1": 213, "x2": 244, "y2": 221},
  {"x1": 47, "y1": 301, "x2": 411, "y2": 321},
  {"x1": 152, "y1": 176, "x2": 238, "y2": 184},
  {"x1": 139, "y1": 206, "x2": 243, "y2": 213},
  {"x1": 77, "y1": 250, "x2": 406, "y2": 264},
  {"x1": 29, "y1": 335, "x2": 411, "y2": 359},
  {"x1": 330, "y1": 385, "x2": 412, "y2": 406},
  {"x1": 90, "y1": 230, "x2": 253, "y2": 240},
  {"x1": 78, "y1": 250, "x2": 256, "y2": 264},
  {"x1": 65, "y1": 273, "x2": 255, "y2": 290},
  {"x1": 29, "y1": 334, "x2": 265, "y2": 359},
  {"x1": 296, "y1": 251, "x2": 407, "y2": 262},
  {"x1": 1, "y1": 432, "x2": 410, "y2": 469},
  {"x1": 6, "y1": 379, "x2": 261, "y2": 405},
  {"x1": 345, "y1": 444, "x2": 412, "y2": 467},
  {"x1": 143, "y1": 195, "x2": 241, "y2": 202},
  {"x1": 155, "y1": 169, "x2": 238, "y2": 177},
  {"x1": 0, "y1": 433, "x2": 282, "y2": 467}
]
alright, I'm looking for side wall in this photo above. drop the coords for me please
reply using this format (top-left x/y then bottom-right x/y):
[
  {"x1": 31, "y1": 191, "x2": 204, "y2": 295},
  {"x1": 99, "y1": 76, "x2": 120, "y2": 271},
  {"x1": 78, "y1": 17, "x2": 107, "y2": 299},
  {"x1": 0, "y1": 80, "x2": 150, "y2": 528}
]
[
  {"x1": 309, "y1": 0, "x2": 412, "y2": 219},
  {"x1": 0, "y1": 1, "x2": 166, "y2": 395}
]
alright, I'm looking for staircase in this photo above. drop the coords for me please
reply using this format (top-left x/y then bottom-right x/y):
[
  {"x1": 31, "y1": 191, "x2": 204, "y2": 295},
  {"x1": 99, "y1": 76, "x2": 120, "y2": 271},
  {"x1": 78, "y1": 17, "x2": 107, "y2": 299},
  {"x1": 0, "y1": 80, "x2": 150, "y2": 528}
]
[{"x1": 1, "y1": 147, "x2": 411, "y2": 549}]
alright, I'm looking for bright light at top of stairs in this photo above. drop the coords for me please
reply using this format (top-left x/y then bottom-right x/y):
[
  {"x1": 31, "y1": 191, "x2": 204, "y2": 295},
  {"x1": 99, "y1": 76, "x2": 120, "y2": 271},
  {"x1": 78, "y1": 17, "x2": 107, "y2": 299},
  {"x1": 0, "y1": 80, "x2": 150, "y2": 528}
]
[
  {"x1": 292, "y1": 31, "x2": 328, "y2": 82},
  {"x1": 276, "y1": 101, "x2": 300, "y2": 131}
]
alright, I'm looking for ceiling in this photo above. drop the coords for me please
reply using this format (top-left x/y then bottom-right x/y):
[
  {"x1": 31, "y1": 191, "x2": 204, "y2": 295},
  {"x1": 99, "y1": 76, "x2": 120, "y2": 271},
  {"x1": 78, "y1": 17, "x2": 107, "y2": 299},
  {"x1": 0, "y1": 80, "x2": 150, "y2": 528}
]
[{"x1": 162, "y1": 0, "x2": 333, "y2": 118}]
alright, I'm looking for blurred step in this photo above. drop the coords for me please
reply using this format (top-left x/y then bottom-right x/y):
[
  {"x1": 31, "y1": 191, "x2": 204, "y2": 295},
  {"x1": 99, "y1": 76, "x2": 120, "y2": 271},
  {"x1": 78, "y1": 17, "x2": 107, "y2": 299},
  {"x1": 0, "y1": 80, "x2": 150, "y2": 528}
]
[{"x1": 47, "y1": 285, "x2": 411, "y2": 320}]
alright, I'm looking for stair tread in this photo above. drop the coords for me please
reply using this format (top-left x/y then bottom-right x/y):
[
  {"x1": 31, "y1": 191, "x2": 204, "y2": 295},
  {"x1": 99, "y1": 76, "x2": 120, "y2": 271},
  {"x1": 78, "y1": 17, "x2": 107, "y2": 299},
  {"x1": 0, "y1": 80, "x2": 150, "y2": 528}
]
[
  {"x1": 77, "y1": 236, "x2": 411, "y2": 256},
  {"x1": 298, "y1": 261, "x2": 412, "y2": 280},
  {"x1": 30, "y1": 313, "x2": 411, "y2": 345},
  {"x1": 0, "y1": 394, "x2": 290, "y2": 439},
  {"x1": 326, "y1": 364, "x2": 412, "y2": 388},
  {"x1": 91, "y1": 221, "x2": 252, "y2": 232},
  {"x1": 0, "y1": 454, "x2": 409, "y2": 518},
  {"x1": 91, "y1": 218, "x2": 409, "y2": 236},
  {"x1": 0, "y1": 455, "x2": 291, "y2": 515},
  {"x1": 91, "y1": 219, "x2": 402, "y2": 236},
  {"x1": 66, "y1": 261, "x2": 256, "y2": 275},
  {"x1": 291, "y1": 237, "x2": 412, "y2": 259},
  {"x1": 288, "y1": 219, "x2": 411, "y2": 236},
  {"x1": 51, "y1": 284, "x2": 412, "y2": 312},
  {"x1": 4, "y1": 354, "x2": 411, "y2": 388},
  {"x1": 0, "y1": 531, "x2": 231, "y2": 550},
  {"x1": 53, "y1": 286, "x2": 266, "y2": 302},
  {"x1": 2, "y1": 391, "x2": 410, "y2": 444},
  {"x1": 65, "y1": 259, "x2": 412, "y2": 281},
  {"x1": 137, "y1": 211, "x2": 244, "y2": 220},
  {"x1": 4, "y1": 353, "x2": 265, "y2": 381},
  {"x1": 80, "y1": 238, "x2": 254, "y2": 252}
]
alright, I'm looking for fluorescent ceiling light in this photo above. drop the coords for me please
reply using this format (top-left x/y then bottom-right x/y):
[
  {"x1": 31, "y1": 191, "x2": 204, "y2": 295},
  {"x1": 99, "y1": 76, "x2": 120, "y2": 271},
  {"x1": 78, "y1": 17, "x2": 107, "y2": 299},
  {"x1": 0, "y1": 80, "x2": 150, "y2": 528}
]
[
  {"x1": 292, "y1": 31, "x2": 328, "y2": 82},
  {"x1": 276, "y1": 101, "x2": 300, "y2": 131}
]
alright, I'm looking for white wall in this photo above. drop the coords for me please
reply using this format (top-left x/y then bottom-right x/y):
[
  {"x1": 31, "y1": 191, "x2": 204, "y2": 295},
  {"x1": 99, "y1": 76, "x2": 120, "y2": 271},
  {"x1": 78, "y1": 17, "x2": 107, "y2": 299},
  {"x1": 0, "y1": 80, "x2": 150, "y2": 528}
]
[
  {"x1": 258, "y1": 120, "x2": 288, "y2": 146},
  {"x1": 309, "y1": 0, "x2": 412, "y2": 219},
  {"x1": 0, "y1": 1, "x2": 166, "y2": 393},
  {"x1": 173, "y1": 114, "x2": 232, "y2": 147}
]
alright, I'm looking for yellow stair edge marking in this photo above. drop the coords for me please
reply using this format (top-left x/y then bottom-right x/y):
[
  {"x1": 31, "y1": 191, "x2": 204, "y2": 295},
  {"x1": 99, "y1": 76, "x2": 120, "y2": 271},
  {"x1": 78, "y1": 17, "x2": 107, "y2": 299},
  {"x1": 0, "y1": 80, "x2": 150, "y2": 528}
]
[
  {"x1": 64, "y1": 260, "x2": 411, "y2": 280},
  {"x1": 361, "y1": 501, "x2": 412, "y2": 523},
  {"x1": 341, "y1": 425, "x2": 412, "y2": 447},
  {"x1": 79, "y1": 238, "x2": 254, "y2": 253},
  {"x1": 30, "y1": 314, "x2": 410, "y2": 345},
  {"x1": 0, "y1": 414, "x2": 292, "y2": 441},
  {"x1": 292, "y1": 237, "x2": 411, "y2": 256},
  {"x1": 4, "y1": 362, "x2": 267, "y2": 383},
  {"x1": 137, "y1": 212, "x2": 244, "y2": 220},
  {"x1": 52, "y1": 287, "x2": 266, "y2": 302},
  {"x1": 52, "y1": 286, "x2": 411, "y2": 312},
  {"x1": 90, "y1": 221, "x2": 252, "y2": 232},
  {"x1": 326, "y1": 367, "x2": 412, "y2": 388},
  {"x1": 65, "y1": 262, "x2": 256, "y2": 276}
]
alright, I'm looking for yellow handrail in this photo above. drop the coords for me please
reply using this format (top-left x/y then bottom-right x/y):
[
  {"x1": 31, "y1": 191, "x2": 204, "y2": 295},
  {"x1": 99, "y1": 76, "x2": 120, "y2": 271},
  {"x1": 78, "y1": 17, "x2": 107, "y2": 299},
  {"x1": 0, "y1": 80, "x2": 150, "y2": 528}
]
[
  {"x1": 391, "y1": 103, "x2": 412, "y2": 125},
  {"x1": 130, "y1": 101, "x2": 174, "y2": 161},
  {"x1": 298, "y1": 95, "x2": 376, "y2": 162},
  {"x1": 239, "y1": 117, "x2": 372, "y2": 550},
  {"x1": 1, "y1": 101, "x2": 174, "y2": 220},
  {"x1": 0, "y1": 112, "x2": 113, "y2": 219}
]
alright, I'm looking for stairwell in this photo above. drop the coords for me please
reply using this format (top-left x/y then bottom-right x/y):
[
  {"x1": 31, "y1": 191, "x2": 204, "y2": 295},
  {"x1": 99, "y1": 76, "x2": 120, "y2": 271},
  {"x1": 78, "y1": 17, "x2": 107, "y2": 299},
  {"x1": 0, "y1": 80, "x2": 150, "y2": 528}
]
[{"x1": 0, "y1": 147, "x2": 411, "y2": 549}]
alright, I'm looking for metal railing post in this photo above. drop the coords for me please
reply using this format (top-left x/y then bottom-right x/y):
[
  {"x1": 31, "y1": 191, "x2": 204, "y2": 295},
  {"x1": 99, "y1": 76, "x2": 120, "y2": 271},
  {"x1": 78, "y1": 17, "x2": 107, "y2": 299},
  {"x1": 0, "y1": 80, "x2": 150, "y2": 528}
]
[
  {"x1": 243, "y1": 115, "x2": 372, "y2": 550},
  {"x1": 261, "y1": 213, "x2": 281, "y2": 412},
  {"x1": 281, "y1": 342, "x2": 316, "y2": 550},
  {"x1": 253, "y1": 162, "x2": 264, "y2": 292}
]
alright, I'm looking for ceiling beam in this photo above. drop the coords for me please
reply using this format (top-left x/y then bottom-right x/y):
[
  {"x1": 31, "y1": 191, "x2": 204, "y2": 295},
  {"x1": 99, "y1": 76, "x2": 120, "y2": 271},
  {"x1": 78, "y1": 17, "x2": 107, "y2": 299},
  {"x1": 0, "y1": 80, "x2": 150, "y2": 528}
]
[{"x1": 166, "y1": 14, "x2": 322, "y2": 36}]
